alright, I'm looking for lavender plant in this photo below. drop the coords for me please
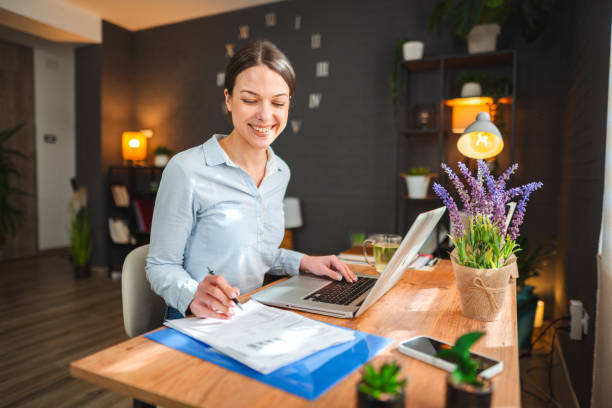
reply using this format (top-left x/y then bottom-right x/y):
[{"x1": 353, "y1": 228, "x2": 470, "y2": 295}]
[{"x1": 433, "y1": 160, "x2": 542, "y2": 269}]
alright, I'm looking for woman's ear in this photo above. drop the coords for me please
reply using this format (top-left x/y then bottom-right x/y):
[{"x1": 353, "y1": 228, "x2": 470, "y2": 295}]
[{"x1": 224, "y1": 89, "x2": 232, "y2": 112}]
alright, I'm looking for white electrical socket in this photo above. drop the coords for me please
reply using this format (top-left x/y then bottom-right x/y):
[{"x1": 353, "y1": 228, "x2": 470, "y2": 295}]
[{"x1": 569, "y1": 300, "x2": 589, "y2": 340}]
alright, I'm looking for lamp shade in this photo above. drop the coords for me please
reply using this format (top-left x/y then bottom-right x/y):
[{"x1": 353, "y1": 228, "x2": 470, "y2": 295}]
[
  {"x1": 457, "y1": 112, "x2": 504, "y2": 159},
  {"x1": 283, "y1": 197, "x2": 303, "y2": 229},
  {"x1": 446, "y1": 97, "x2": 493, "y2": 134},
  {"x1": 122, "y1": 132, "x2": 147, "y2": 161}
]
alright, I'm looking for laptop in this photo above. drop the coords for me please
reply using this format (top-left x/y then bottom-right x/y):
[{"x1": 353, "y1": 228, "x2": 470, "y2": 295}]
[{"x1": 252, "y1": 207, "x2": 446, "y2": 318}]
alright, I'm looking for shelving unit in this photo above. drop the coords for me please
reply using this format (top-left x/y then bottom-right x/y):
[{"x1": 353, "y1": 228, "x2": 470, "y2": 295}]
[
  {"x1": 395, "y1": 50, "x2": 517, "y2": 237},
  {"x1": 107, "y1": 166, "x2": 163, "y2": 276}
]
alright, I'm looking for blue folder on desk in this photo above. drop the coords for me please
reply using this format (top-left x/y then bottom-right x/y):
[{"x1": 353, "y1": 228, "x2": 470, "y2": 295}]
[{"x1": 146, "y1": 326, "x2": 392, "y2": 401}]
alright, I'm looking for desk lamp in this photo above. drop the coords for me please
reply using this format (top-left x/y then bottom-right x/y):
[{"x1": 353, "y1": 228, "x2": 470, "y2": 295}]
[
  {"x1": 122, "y1": 131, "x2": 147, "y2": 164},
  {"x1": 457, "y1": 112, "x2": 503, "y2": 159}
]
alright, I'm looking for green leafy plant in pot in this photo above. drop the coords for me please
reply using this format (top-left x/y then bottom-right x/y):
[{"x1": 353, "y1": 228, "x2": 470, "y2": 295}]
[
  {"x1": 456, "y1": 71, "x2": 487, "y2": 97},
  {"x1": 428, "y1": 0, "x2": 558, "y2": 53},
  {"x1": 437, "y1": 331, "x2": 492, "y2": 408},
  {"x1": 357, "y1": 361, "x2": 407, "y2": 407},
  {"x1": 69, "y1": 187, "x2": 92, "y2": 279},
  {"x1": 515, "y1": 235, "x2": 555, "y2": 350},
  {"x1": 153, "y1": 146, "x2": 172, "y2": 167},
  {"x1": 401, "y1": 166, "x2": 432, "y2": 199}
]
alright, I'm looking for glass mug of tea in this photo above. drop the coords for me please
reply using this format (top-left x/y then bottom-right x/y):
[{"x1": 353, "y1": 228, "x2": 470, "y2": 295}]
[{"x1": 362, "y1": 234, "x2": 402, "y2": 272}]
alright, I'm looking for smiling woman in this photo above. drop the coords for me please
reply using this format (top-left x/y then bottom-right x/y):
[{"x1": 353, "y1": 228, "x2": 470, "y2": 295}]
[{"x1": 145, "y1": 40, "x2": 356, "y2": 321}]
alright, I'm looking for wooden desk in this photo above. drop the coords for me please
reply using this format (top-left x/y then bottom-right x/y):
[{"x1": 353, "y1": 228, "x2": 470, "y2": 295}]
[{"x1": 70, "y1": 261, "x2": 519, "y2": 407}]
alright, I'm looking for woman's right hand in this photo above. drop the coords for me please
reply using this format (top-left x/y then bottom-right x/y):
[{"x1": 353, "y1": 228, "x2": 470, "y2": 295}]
[{"x1": 188, "y1": 274, "x2": 240, "y2": 319}]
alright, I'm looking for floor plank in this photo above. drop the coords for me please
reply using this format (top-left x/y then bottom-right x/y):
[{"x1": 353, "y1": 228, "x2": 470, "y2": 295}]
[{"x1": 0, "y1": 251, "x2": 131, "y2": 408}]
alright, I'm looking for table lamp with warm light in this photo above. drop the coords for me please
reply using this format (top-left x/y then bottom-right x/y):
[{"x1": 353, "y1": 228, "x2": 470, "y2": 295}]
[
  {"x1": 122, "y1": 131, "x2": 147, "y2": 164},
  {"x1": 457, "y1": 112, "x2": 504, "y2": 159}
]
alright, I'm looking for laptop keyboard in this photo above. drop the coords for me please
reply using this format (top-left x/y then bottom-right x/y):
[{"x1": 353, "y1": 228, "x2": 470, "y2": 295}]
[{"x1": 304, "y1": 277, "x2": 377, "y2": 306}]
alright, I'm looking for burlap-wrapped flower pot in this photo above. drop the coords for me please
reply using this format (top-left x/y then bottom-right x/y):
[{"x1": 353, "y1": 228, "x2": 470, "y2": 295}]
[{"x1": 451, "y1": 250, "x2": 518, "y2": 322}]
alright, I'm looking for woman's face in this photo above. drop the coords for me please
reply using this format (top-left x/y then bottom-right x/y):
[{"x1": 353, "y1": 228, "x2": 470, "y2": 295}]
[{"x1": 225, "y1": 65, "x2": 290, "y2": 151}]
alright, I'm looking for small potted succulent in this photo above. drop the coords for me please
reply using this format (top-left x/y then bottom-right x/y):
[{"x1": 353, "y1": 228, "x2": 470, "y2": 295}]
[
  {"x1": 153, "y1": 146, "x2": 172, "y2": 167},
  {"x1": 433, "y1": 160, "x2": 542, "y2": 321},
  {"x1": 357, "y1": 361, "x2": 407, "y2": 407},
  {"x1": 456, "y1": 71, "x2": 486, "y2": 98},
  {"x1": 437, "y1": 331, "x2": 492, "y2": 408},
  {"x1": 401, "y1": 166, "x2": 432, "y2": 199}
]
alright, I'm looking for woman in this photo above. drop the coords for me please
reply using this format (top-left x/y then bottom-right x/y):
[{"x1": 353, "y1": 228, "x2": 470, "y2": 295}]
[{"x1": 146, "y1": 40, "x2": 356, "y2": 320}]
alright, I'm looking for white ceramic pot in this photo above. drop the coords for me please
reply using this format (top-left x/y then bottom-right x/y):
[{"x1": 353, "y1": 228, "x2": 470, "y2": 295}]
[
  {"x1": 466, "y1": 24, "x2": 501, "y2": 54},
  {"x1": 405, "y1": 175, "x2": 430, "y2": 198},
  {"x1": 154, "y1": 154, "x2": 169, "y2": 167},
  {"x1": 403, "y1": 41, "x2": 424, "y2": 61},
  {"x1": 461, "y1": 82, "x2": 482, "y2": 97}
]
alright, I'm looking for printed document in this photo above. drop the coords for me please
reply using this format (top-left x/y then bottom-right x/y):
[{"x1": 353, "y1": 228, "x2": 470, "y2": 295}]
[{"x1": 164, "y1": 300, "x2": 355, "y2": 374}]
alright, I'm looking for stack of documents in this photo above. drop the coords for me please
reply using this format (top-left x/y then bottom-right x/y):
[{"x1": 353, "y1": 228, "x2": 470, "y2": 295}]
[{"x1": 164, "y1": 300, "x2": 355, "y2": 374}]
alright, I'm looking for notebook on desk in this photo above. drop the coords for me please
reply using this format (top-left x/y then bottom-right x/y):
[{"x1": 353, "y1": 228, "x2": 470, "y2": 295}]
[{"x1": 252, "y1": 207, "x2": 446, "y2": 318}]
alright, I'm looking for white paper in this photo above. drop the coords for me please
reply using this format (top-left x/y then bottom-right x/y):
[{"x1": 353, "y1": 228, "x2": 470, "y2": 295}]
[{"x1": 164, "y1": 300, "x2": 354, "y2": 374}]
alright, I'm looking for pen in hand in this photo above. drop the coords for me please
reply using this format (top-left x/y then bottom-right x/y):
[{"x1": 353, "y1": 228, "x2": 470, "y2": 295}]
[{"x1": 207, "y1": 267, "x2": 244, "y2": 311}]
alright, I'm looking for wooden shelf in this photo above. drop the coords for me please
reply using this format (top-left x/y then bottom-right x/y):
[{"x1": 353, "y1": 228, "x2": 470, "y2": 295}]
[{"x1": 403, "y1": 50, "x2": 514, "y2": 72}]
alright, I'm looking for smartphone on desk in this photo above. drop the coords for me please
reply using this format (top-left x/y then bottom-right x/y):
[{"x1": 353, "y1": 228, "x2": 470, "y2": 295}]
[{"x1": 398, "y1": 336, "x2": 503, "y2": 379}]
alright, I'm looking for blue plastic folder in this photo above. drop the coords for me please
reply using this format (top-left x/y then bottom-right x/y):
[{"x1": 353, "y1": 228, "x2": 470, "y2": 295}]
[{"x1": 145, "y1": 326, "x2": 392, "y2": 401}]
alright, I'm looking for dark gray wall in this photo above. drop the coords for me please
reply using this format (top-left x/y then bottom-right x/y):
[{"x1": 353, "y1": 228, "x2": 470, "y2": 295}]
[
  {"x1": 75, "y1": 44, "x2": 103, "y2": 264},
  {"x1": 556, "y1": 1, "x2": 611, "y2": 406},
  {"x1": 76, "y1": 2, "x2": 611, "y2": 404}
]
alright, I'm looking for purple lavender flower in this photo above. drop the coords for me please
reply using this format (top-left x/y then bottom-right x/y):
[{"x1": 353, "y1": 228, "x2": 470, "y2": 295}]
[
  {"x1": 485, "y1": 171, "x2": 506, "y2": 232},
  {"x1": 442, "y1": 163, "x2": 471, "y2": 215},
  {"x1": 508, "y1": 182, "x2": 544, "y2": 240},
  {"x1": 433, "y1": 182, "x2": 464, "y2": 238},
  {"x1": 496, "y1": 163, "x2": 519, "y2": 191},
  {"x1": 503, "y1": 186, "x2": 523, "y2": 204},
  {"x1": 458, "y1": 162, "x2": 486, "y2": 216}
]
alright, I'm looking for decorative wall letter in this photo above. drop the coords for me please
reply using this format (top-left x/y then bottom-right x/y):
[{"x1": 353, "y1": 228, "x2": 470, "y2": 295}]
[
  {"x1": 316, "y1": 62, "x2": 329, "y2": 77},
  {"x1": 225, "y1": 43, "x2": 235, "y2": 57},
  {"x1": 311, "y1": 34, "x2": 321, "y2": 49},
  {"x1": 265, "y1": 12, "x2": 276, "y2": 27},
  {"x1": 290, "y1": 119, "x2": 302, "y2": 134},
  {"x1": 216, "y1": 72, "x2": 225, "y2": 87},
  {"x1": 294, "y1": 16, "x2": 301, "y2": 30},
  {"x1": 309, "y1": 93, "x2": 322, "y2": 109},
  {"x1": 239, "y1": 25, "x2": 249, "y2": 39}
]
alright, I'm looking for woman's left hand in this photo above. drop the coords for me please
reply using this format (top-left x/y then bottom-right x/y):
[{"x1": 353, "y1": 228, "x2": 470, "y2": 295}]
[{"x1": 299, "y1": 255, "x2": 357, "y2": 283}]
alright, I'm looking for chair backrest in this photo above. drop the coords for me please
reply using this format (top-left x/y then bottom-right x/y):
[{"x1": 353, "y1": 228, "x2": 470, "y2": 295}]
[{"x1": 121, "y1": 244, "x2": 166, "y2": 337}]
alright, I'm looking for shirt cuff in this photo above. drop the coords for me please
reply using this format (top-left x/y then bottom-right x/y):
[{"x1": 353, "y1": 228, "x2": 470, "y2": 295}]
[
  {"x1": 271, "y1": 248, "x2": 304, "y2": 276},
  {"x1": 175, "y1": 280, "x2": 199, "y2": 316}
]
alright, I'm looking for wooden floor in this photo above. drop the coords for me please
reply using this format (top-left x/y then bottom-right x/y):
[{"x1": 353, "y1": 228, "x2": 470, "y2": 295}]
[{"x1": 0, "y1": 250, "x2": 131, "y2": 408}]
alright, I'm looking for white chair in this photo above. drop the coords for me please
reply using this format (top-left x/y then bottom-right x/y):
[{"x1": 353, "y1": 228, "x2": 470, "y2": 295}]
[{"x1": 121, "y1": 244, "x2": 166, "y2": 337}]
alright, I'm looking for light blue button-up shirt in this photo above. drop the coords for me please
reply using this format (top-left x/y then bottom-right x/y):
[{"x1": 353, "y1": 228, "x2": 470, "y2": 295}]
[{"x1": 145, "y1": 134, "x2": 304, "y2": 314}]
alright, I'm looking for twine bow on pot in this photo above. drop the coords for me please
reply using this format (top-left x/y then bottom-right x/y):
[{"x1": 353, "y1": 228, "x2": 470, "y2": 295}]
[{"x1": 469, "y1": 277, "x2": 506, "y2": 312}]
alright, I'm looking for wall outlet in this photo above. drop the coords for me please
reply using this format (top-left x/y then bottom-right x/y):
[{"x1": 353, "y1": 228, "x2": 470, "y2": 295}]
[{"x1": 569, "y1": 300, "x2": 589, "y2": 340}]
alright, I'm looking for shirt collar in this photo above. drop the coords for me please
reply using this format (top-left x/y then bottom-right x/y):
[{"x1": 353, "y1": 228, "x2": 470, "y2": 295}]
[{"x1": 203, "y1": 134, "x2": 280, "y2": 172}]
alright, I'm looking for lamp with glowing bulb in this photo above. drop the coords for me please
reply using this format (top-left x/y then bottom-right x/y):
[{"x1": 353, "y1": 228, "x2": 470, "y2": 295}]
[
  {"x1": 457, "y1": 112, "x2": 504, "y2": 159},
  {"x1": 122, "y1": 131, "x2": 147, "y2": 164}
]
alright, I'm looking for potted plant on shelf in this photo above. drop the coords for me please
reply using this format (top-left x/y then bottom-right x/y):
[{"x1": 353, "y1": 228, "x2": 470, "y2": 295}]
[
  {"x1": 437, "y1": 331, "x2": 492, "y2": 408},
  {"x1": 515, "y1": 235, "x2": 555, "y2": 350},
  {"x1": 456, "y1": 71, "x2": 486, "y2": 97},
  {"x1": 433, "y1": 160, "x2": 542, "y2": 321},
  {"x1": 0, "y1": 124, "x2": 26, "y2": 260},
  {"x1": 357, "y1": 361, "x2": 407, "y2": 407},
  {"x1": 428, "y1": 0, "x2": 558, "y2": 53},
  {"x1": 153, "y1": 146, "x2": 172, "y2": 167},
  {"x1": 401, "y1": 166, "x2": 432, "y2": 199},
  {"x1": 69, "y1": 186, "x2": 92, "y2": 279}
]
